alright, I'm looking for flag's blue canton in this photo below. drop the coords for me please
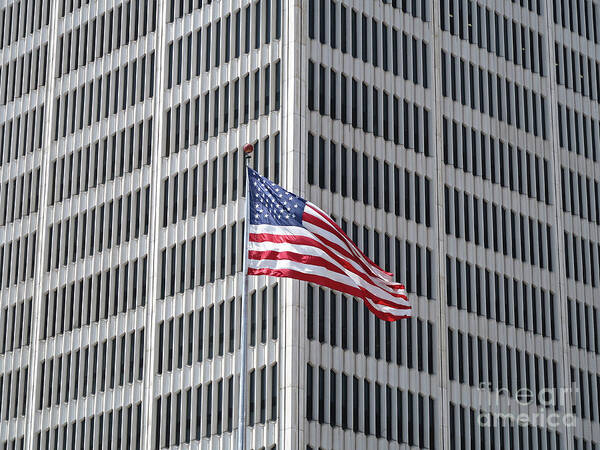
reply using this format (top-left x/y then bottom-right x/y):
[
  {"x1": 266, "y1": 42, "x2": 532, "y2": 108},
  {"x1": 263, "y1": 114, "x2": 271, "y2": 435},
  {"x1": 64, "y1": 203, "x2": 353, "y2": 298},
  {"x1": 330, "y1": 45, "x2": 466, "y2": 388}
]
[{"x1": 248, "y1": 168, "x2": 306, "y2": 227}]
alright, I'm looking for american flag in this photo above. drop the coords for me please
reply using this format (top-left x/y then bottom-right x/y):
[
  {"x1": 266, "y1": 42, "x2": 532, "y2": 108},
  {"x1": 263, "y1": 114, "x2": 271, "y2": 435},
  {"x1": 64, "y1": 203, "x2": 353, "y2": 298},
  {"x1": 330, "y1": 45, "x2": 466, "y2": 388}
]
[{"x1": 246, "y1": 168, "x2": 411, "y2": 321}]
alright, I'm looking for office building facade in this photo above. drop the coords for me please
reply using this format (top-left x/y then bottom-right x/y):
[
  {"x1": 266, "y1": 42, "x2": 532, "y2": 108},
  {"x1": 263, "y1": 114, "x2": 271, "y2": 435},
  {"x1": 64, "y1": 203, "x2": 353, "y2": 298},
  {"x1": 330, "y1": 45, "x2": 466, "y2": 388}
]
[{"x1": 0, "y1": 0, "x2": 597, "y2": 448}]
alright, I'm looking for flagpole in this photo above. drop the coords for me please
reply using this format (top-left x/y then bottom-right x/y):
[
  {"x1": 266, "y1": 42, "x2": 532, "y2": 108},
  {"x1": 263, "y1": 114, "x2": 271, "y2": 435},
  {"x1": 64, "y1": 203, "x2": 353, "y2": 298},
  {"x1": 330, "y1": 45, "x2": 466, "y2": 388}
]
[{"x1": 237, "y1": 144, "x2": 253, "y2": 450}]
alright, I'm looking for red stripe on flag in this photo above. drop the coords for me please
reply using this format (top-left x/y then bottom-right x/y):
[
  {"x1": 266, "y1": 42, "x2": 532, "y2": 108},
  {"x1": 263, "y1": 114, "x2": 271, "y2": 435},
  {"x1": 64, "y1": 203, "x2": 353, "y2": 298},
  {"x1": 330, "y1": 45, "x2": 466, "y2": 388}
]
[
  {"x1": 248, "y1": 250, "x2": 410, "y2": 310},
  {"x1": 298, "y1": 215, "x2": 402, "y2": 287},
  {"x1": 302, "y1": 211, "x2": 397, "y2": 285},
  {"x1": 247, "y1": 267, "x2": 411, "y2": 321},
  {"x1": 307, "y1": 204, "x2": 397, "y2": 280},
  {"x1": 249, "y1": 232, "x2": 407, "y2": 296}
]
